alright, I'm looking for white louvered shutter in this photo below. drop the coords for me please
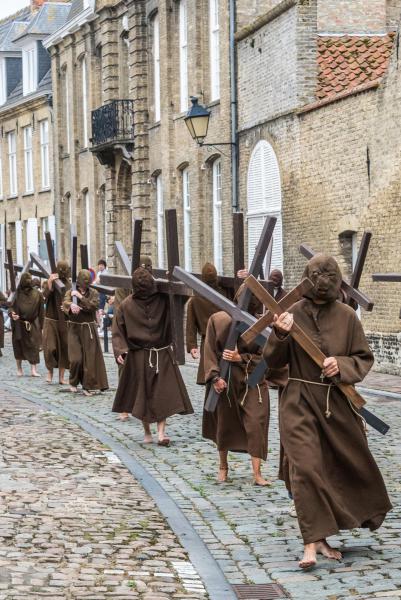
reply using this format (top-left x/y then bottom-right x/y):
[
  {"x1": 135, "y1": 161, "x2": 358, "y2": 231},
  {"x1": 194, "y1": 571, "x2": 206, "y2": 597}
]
[
  {"x1": 27, "y1": 218, "x2": 38, "y2": 260},
  {"x1": 247, "y1": 141, "x2": 283, "y2": 273},
  {"x1": 15, "y1": 221, "x2": 23, "y2": 264},
  {"x1": 0, "y1": 223, "x2": 5, "y2": 291}
]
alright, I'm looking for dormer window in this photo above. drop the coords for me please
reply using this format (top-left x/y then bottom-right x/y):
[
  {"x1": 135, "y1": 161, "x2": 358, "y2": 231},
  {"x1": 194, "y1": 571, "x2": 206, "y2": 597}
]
[
  {"x1": 0, "y1": 59, "x2": 6, "y2": 105},
  {"x1": 22, "y1": 43, "x2": 37, "y2": 96}
]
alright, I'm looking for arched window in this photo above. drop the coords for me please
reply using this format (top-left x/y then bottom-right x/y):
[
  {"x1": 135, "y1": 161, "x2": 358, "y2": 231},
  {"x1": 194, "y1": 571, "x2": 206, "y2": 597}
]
[
  {"x1": 212, "y1": 158, "x2": 222, "y2": 272},
  {"x1": 179, "y1": 0, "x2": 188, "y2": 112},
  {"x1": 156, "y1": 173, "x2": 165, "y2": 267},
  {"x1": 247, "y1": 140, "x2": 283, "y2": 272}
]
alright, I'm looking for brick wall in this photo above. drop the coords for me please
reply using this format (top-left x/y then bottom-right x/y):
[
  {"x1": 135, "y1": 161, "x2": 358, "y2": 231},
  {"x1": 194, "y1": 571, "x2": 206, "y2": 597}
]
[{"x1": 317, "y1": 0, "x2": 387, "y2": 33}]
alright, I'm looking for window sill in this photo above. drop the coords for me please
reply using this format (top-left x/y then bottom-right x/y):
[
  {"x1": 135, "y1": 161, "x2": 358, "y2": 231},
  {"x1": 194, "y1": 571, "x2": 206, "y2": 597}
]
[
  {"x1": 61, "y1": 153, "x2": 70, "y2": 160},
  {"x1": 22, "y1": 191, "x2": 34, "y2": 197},
  {"x1": 79, "y1": 147, "x2": 89, "y2": 154},
  {"x1": 148, "y1": 121, "x2": 161, "y2": 131},
  {"x1": 39, "y1": 188, "x2": 51, "y2": 194},
  {"x1": 7, "y1": 195, "x2": 18, "y2": 200},
  {"x1": 173, "y1": 111, "x2": 188, "y2": 122},
  {"x1": 207, "y1": 99, "x2": 220, "y2": 108}
]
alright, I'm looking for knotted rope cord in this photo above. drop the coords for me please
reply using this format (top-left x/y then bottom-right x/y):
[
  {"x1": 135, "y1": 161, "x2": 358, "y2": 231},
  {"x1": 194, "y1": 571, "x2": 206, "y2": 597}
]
[
  {"x1": 67, "y1": 321, "x2": 97, "y2": 340},
  {"x1": 148, "y1": 345, "x2": 171, "y2": 374}
]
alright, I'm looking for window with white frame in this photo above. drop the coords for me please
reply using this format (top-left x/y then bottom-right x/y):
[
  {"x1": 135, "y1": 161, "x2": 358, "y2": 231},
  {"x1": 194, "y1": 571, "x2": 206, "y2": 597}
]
[
  {"x1": 40, "y1": 120, "x2": 50, "y2": 189},
  {"x1": 0, "y1": 59, "x2": 7, "y2": 105},
  {"x1": 182, "y1": 167, "x2": 192, "y2": 270},
  {"x1": 156, "y1": 174, "x2": 165, "y2": 268},
  {"x1": 0, "y1": 149, "x2": 3, "y2": 199},
  {"x1": 63, "y1": 69, "x2": 70, "y2": 154},
  {"x1": 22, "y1": 44, "x2": 37, "y2": 96},
  {"x1": 153, "y1": 13, "x2": 161, "y2": 122},
  {"x1": 7, "y1": 131, "x2": 17, "y2": 196},
  {"x1": 81, "y1": 57, "x2": 89, "y2": 147},
  {"x1": 212, "y1": 159, "x2": 222, "y2": 272},
  {"x1": 23, "y1": 126, "x2": 34, "y2": 193},
  {"x1": 247, "y1": 140, "x2": 283, "y2": 273},
  {"x1": 179, "y1": 0, "x2": 188, "y2": 112},
  {"x1": 84, "y1": 191, "x2": 91, "y2": 265},
  {"x1": 209, "y1": 0, "x2": 220, "y2": 101}
]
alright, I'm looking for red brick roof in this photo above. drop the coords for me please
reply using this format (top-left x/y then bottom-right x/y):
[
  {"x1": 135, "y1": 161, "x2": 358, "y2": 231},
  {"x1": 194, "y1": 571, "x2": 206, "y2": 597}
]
[{"x1": 316, "y1": 34, "x2": 396, "y2": 100}]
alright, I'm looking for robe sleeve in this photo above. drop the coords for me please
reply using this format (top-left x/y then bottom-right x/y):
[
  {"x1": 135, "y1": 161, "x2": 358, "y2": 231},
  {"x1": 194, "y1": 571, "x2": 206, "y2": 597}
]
[
  {"x1": 335, "y1": 313, "x2": 374, "y2": 384},
  {"x1": 203, "y1": 316, "x2": 220, "y2": 383},
  {"x1": 38, "y1": 295, "x2": 45, "y2": 329},
  {"x1": 112, "y1": 306, "x2": 129, "y2": 360},
  {"x1": 42, "y1": 281, "x2": 51, "y2": 302},
  {"x1": 79, "y1": 289, "x2": 99, "y2": 312},
  {"x1": 263, "y1": 327, "x2": 291, "y2": 368},
  {"x1": 63, "y1": 289, "x2": 72, "y2": 313},
  {"x1": 186, "y1": 299, "x2": 198, "y2": 352}
]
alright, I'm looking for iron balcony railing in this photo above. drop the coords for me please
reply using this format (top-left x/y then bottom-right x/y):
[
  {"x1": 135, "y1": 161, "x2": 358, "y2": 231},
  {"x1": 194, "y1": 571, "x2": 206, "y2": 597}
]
[{"x1": 91, "y1": 99, "x2": 134, "y2": 147}]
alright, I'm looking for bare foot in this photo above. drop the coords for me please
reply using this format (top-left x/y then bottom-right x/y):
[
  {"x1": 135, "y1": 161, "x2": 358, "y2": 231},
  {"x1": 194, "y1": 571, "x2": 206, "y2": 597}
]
[
  {"x1": 254, "y1": 475, "x2": 272, "y2": 487},
  {"x1": 119, "y1": 413, "x2": 129, "y2": 421},
  {"x1": 59, "y1": 379, "x2": 68, "y2": 385},
  {"x1": 299, "y1": 543, "x2": 317, "y2": 569},
  {"x1": 143, "y1": 434, "x2": 153, "y2": 444},
  {"x1": 218, "y1": 466, "x2": 228, "y2": 483},
  {"x1": 316, "y1": 539, "x2": 342, "y2": 561},
  {"x1": 31, "y1": 371, "x2": 41, "y2": 378},
  {"x1": 17, "y1": 369, "x2": 23, "y2": 377},
  {"x1": 70, "y1": 386, "x2": 78, "y2": 393},
  {"x1": 46, "y1": 370, "x2": 53, "y2": 383},
  {"x1": 83, "y1": 389, "x2": 93, "y2": 397}
]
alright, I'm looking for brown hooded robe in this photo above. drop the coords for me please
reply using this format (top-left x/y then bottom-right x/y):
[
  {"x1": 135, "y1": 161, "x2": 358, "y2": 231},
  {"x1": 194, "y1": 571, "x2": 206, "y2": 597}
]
[
  {"x1": 186, "y1": 263, "x2": 222, "y2": 384},
  {"x1": 264, "y1": 255, "x2": 391, "y2": 544},
  {"x1": 63, "y1": 270, "x2": 108, "y2": 391},
  {"x1": 203, "y1": 307, "x2": 270, "y2": 461},
  {"x1": 10, "y1": 274, "x2": 44, "y2": 364},
  {"x1": 42, "y1": 261, "x2": 71, "y2": 370},
  {"x1": 0, "y1": 291, "x2": 7, "y2": 350},
  {"x1": 112, "y1": 268, "x2": 193, "y2": 423}
]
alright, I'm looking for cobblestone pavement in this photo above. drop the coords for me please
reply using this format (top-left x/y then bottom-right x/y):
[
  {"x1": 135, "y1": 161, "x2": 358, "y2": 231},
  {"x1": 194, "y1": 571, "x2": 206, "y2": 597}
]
[
  {"x1": 0, "y1": 384, "x2": 207, "y2": 599},
  {"x1": 1, "y1": 333, "x2": 401, "y2": 600}
]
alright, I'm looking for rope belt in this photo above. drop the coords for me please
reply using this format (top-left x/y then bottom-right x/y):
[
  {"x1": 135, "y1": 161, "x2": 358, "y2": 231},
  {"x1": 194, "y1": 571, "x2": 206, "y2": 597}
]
[
  {"x1": 67, "y1": 321, "x2": 96, "y2": 340},
  {"x1": 147, "y1": 345, "x2": 171, "y2": 374},
  {"x1": 23, "y1": 320, "x2": 32, "y2": 332},
  {"x1": 226, "y1": 358, "x2": 263, "y2": 408},
  {"x1": 288, "y1": 377, "x2": 366, "y2": 428}
]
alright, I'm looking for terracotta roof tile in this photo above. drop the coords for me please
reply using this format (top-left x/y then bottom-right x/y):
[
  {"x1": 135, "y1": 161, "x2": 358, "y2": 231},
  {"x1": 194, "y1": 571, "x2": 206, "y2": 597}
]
[{"x1": 316, "y1": 33, "x2": 395, "y2": 100}]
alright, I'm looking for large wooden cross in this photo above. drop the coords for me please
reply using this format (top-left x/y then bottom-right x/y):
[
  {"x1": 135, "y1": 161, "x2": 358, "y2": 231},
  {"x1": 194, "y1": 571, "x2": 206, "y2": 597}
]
[
  {"x1": 5, "y1": 249, "x2": 31, "y2": 303},
  {"x1": 372, "y1": 272, "x2": 401, "y2": 318},
  {"x1": 299, "y1": 232, "x2": 374, "y2": 311},
  {"x1": 242, "y1": 275, "x2": 389, "y2": 435},
  {"x1": 30, "y1": 232, "x2": 66, "y2": 296}
]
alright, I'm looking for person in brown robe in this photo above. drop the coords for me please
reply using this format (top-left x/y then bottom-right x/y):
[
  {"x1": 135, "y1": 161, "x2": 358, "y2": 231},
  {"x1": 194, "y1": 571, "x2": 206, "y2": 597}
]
[
  {"x1": 63, "y1": 269, "x2": 108, "y2": 395},
  {"x1": 203, "y1": 287, "x2": 270, "y2": 486},
  {"x1": 264, "y1": 255, "x2": 392, "y2": 569},
  {"x1": 186, "y1": 262, "x2": 221, "y2": 385},
  {"x1": 112, "y1": 267, "x2": 193, "y2": 445},
  {"x1": 42, "y1": 261, "x2": 71, "y2": 385},
  {"x1": 0, "y1": 291, "x2": 8, "y2": 357},
  {"x1": 9, "y1": 273, "x2": 44, "y2": 377}
]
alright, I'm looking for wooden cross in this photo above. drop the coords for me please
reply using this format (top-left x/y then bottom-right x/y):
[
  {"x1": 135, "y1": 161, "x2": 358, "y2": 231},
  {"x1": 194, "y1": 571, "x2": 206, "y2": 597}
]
[
  {"x1": 299, "y1": 233, "x2": 374, "y2": 311},
  {"x1": 5, "y1": 249, "x2": 32, "y2": 303},
  {"x1": 115, "y1": 219, "x2": 144, "y2": 277},
  {"x1": 71, "y1": 229, "x2": 78, "y2": 305},
  {"x1": 242, "y1": 275, "x2": 389, "y2": 435},
  {"x1": 203, "y1": 216, "x2": 277, "y2": 412},
  {"x1": 30, "y1": 232, "x2": 66, "y2": 296},
  {"x1": 372, "y1": 272, "x2": 401, "y2": 318}
]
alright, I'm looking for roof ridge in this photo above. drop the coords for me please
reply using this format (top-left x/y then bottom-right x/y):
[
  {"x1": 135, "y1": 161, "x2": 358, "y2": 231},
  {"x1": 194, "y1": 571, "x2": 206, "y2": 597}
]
[{"x1": 0, "y1": 6, "x2": 30, "y2": 28}]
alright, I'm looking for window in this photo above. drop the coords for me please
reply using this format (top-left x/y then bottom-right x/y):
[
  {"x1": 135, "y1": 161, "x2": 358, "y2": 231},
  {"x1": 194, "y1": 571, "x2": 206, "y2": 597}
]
[
  {"x1": 0, "y1": 59, "x2": 7, "y2": 105},
  {"x1": 27, "y1": 218, "x2": 39, "y2": 259},
  {"x1": 7, "y1": 131, "x2": 17, "y2": 196},
  {"x1": 209, "y1": 0, "x2": 220, "y2": 101},
  {"x1": 182, "y1": 167, "x2": 191, "y2": 270},
  {"x1": 15, "y1": 220, "x2": 23, "y2": 264},
  {"x1": 156, "y1": 174, "x2": 165, "y2": 268},
  {"x1": 247, "y1": 140, "x2": 283, "y2": 272},
  {"x1": 40, "y1": 120, "x2": 50, "y2": 189},
  {"x1": 22, "y1": 44, "x2": 37, "y2": 96},
  {"x1": 0, "y1": 224, "x2": 5, "y2": 291},
  {"x1": 63, "y1": 69, "x2": 70, "y2": 154},
  {"x1": 179, "y1": 0, "x2": 188, "y2": 112},
  {"x1": 23, "y1": 126, "x2": 34, "y2": 194},
  {"x1": 84, "y1": 191, "x2": 91, "y2": 265},
  {"x1": 0, "y1": 148, "x2": 3, "y2": 199},
  {"x1": 212, "y1": 159, "x2": 222, "y2": 272},
  {"x1": 153, "y1": 13, "x2": 161, "y2": 122},
  {"x1": 81, "y1": 57, "x2": 88, "y2": 148}
]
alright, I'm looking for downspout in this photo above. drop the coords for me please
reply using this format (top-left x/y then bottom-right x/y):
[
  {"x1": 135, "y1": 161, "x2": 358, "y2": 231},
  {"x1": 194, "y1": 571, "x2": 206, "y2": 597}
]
[{"x1": 229, "y1": 0, "x2": 239, "y2": 211}]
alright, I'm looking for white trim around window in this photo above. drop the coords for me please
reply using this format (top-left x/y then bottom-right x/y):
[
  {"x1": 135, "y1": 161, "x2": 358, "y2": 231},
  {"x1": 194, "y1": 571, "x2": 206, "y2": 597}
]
[
  {"x1": 179, "y1": 0, "x2": 188, "y2": 113},
  {"x1": 182, "y1": 167, "x2": 192, "y2": 270},
  {"x1": 0, "y1": 58, "x2": 7, "y2": 105},
  {"x1": 81, "y1": 56, "x2": 89, "y2": 148},
  {"x1": 84, "y1": 190, "x2": 91, "y2": 265},
  {"x1": 7, "y1": 131, "x2": 17, "y2": 197},
  {"x1": 212, "y1": 158, "x2": 222, "y2": 272},
  {"x1": 22, "y1": 43, "x2": 37, "y2": 96},
  {"x1": 0, "y1": 150, "x2": 3, "y2": 199},
  {"x1": 40, "y1": 120, "x2": 50, "y2": 189},
  {"x1": 23, "y1": 126, "x2": 34, "y2": 194},
  {"x1": 153, "y1": 13, "x2": 161, "y2": 122},
  {"x1": 64, "y1": 69, "x2": 70, "y2": 154},
  {"x1": 209, "y1": 0, "x2": 220, "y2": 101},
  {"x1": 156, "y1": 174, "x2": 165, "y2": 268}
]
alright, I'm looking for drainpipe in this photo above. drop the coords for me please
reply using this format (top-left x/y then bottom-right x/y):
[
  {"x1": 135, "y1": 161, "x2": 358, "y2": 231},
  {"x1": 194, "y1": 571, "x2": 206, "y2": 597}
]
[{"x1": 229, "y1": 0, "x2": 239, "y2": 212}]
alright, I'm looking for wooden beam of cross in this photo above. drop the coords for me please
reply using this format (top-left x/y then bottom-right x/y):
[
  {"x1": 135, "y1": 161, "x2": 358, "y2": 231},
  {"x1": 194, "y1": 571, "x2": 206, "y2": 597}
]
[
  {"x1": 5, "y1": 249, "x2": 32, "y2": 303},
  {"x1": 243, "y1": 275, "x2": 389, "y2": 435},
  {"x1": 115, "y1": 219, "x2": 143, "y2": 276},
  {"x1": 30, "y1": 232, "x2": 66, "y2": 296},
  {"x1": 372, "y1": 272, "x2": 401, "y2": 318},
  {"x1": 10, "y1": 264, "x2": 45, "y2": 279},
  {"x1": 71, "y1": 229, "x2": 78, "y2": 305},
  {"x1": 299, "y1": 240, "x2": 374, "y2": 311},
  {"x1": 79, "y1": 241, "x2": 114, "y2": 296},
  {"x1": 204, "y1": 216, "x2": 277, "y2": 412}
]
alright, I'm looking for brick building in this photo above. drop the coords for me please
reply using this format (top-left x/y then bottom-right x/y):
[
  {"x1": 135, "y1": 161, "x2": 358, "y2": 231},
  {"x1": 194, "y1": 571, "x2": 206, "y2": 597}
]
[
  {"x1": 236, "y1": 0, "x2": 401, "y2": 372},
  {"x1": 0, "y1": 0, "x2": 70, "y2": 291}
]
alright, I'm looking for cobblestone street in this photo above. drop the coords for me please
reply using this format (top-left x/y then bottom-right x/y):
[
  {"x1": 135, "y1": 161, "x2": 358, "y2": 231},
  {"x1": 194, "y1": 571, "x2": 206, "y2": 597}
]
[{"x1": 1, "y1": 334, "x2": 401, "y2": 599}]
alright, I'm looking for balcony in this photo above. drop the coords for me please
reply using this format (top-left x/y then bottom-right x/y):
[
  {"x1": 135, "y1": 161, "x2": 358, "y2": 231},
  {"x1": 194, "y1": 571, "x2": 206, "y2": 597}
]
[{"x1": 90, "y1": 99, "x2": 134, "y2": 166}]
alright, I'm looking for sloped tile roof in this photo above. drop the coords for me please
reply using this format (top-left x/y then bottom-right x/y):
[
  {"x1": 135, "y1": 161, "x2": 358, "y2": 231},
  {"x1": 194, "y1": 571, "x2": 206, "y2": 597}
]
[
  {"x1": 0, "y1": 8, "x2": 30, "y2": 52},
  {"x1": 14, "y1": 3, "x2": 71, "y2": 40},
  {"x1": 317, "y1": 33, "x2": 396, "y2": 100}
]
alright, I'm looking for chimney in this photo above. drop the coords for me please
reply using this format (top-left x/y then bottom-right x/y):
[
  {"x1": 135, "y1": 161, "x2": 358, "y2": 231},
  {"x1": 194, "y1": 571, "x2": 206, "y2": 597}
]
[{"x1": 31, "y1": 0, "x2": 45, "y2": 13}]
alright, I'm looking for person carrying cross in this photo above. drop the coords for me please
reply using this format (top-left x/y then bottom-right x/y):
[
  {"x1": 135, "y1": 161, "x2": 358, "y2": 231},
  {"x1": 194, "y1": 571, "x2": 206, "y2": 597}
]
[
  {"x1": 264, "y1": 254, "x2": 392, "y2": 569},
  {"x1": 9, "y1": 273, "x2": 44, "y2": 377},
  {"x1": 63, "y1": 269, "x2": 108, "y2": 395},
  {"x1": 42, "y1": 260, "x2": 71, "y2": 385},
  {"x1": 203, "y1": 284, "x2": 271, "y2": 486},
  {"x1": 112, "y1": 266, "x2": 193, "y2": 446}
]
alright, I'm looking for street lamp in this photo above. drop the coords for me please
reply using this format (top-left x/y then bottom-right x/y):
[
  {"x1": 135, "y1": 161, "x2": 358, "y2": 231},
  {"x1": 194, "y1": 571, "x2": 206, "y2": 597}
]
[{"x1": 184, "y1": 96, "x2": 233, "y2": 150}]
